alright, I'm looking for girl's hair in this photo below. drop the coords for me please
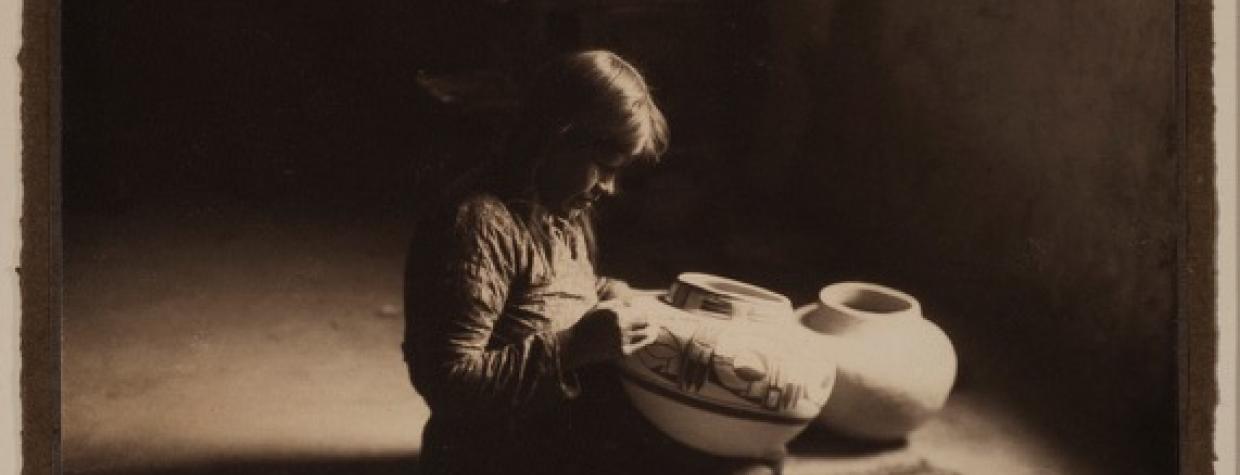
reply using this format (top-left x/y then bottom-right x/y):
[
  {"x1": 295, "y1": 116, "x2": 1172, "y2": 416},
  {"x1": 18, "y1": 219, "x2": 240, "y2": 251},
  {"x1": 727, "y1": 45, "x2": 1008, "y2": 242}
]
[
  {"x1": 482, "y1": 50, "x2": 670, "y2": 266},
  {"x1": 509, "y1": 50, "x2": 669, "y2": 170}
]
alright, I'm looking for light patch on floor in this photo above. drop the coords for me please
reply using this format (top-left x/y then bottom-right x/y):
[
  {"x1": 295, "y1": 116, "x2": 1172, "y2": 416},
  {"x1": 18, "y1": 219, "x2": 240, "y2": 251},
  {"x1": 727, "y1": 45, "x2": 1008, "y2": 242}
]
[
  {"x1": 63, "y1": 208, "x2": 1087, "y2": 474},
  {"x1": 64, "y1": 210, "x2": 427, "y2": 473}
]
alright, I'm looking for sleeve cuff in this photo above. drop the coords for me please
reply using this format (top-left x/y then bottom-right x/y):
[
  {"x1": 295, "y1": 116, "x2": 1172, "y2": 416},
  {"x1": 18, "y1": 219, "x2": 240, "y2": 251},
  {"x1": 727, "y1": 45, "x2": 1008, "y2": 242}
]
[
  {"x1": 597, "y1": 276, "x2": 632, "y2": 300},
  {"x1": 595, "y1": 276, "x2": 612, "y2": 297}
]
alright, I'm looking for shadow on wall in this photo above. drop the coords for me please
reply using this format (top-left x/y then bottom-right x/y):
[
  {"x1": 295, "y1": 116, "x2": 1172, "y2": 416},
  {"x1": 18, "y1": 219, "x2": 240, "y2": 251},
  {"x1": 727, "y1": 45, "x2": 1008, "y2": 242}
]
[
  {"x1": 75, "y1": 455, "x2": 420, "y2": 475},
  {"x1": 749, "y1": 0, "x2": 1178, "y2": 472}
]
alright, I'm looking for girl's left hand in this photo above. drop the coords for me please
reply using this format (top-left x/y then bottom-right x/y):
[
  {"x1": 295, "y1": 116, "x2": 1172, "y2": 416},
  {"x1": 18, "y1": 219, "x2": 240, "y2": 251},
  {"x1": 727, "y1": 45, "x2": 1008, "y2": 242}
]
[{"x1": 561, "y1": 298, "x2": 659, "y2": 368}]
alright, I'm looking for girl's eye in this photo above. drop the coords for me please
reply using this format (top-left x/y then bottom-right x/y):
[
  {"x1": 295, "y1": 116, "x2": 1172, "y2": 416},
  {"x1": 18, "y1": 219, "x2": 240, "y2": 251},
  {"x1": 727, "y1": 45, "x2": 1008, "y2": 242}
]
[{"x1": 594, "y1": 160, "x2": 621, "y2": 175}]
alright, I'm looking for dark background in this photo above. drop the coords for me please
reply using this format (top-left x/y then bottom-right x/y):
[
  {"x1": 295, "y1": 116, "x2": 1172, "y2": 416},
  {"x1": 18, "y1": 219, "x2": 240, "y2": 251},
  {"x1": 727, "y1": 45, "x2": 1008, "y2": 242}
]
[{"x1": 62, "y1": 1, "x2": 1180, "y2": 473}]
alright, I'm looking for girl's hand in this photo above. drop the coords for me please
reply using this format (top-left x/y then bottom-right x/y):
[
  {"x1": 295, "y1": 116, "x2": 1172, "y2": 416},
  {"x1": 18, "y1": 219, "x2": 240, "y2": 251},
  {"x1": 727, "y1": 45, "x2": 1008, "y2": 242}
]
[{"x1": 562, "y1": 299, "x2": 659, "y2": 368}]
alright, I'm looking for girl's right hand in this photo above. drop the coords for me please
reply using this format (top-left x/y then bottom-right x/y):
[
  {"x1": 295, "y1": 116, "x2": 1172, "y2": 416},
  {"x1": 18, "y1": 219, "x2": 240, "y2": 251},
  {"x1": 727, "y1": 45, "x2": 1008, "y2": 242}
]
[{"x1": 562, "y1": 299, "x2": 659, "y2": 368}]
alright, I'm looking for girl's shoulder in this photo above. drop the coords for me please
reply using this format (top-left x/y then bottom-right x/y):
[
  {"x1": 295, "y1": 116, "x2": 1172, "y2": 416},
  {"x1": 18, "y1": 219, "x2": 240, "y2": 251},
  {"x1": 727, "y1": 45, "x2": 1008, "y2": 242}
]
[
  {"x1": 440, "y1": 193, "x2": 535, "y2": 245},
  {"x1": 451, "y1": 193, "x2": 518, "y2": 229},
  {"x1": 409, "y1": 193, "x2": 531, "y2": 264},
  {"x1": 412, "y1": 192, "x2": 544, "y2": 256}
]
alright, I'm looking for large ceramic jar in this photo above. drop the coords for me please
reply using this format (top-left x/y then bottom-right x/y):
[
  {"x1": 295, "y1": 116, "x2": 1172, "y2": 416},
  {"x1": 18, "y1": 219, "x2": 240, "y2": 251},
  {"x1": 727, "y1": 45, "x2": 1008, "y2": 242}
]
[
  {"x1": 618, "y1": 273, "x2": 837, "y2": 459},
  {"x1": 799, "y1": 282, "x2": 957, "y2": 441}
]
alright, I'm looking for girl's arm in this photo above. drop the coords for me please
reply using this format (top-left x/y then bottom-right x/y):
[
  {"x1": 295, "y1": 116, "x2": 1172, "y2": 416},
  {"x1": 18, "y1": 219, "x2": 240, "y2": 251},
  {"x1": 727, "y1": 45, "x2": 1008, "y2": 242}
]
[{"x1": 403, "y1": 199, "x2": 582, "y2": 421}]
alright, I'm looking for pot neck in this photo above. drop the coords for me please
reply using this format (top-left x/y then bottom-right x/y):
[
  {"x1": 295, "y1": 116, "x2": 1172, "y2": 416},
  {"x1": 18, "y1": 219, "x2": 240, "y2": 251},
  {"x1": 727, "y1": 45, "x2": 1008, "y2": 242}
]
[
  {"x1": 807, "y1": 282, "x2": 923, "y2": 333},
  {"x1": 810, "y1": 304, "x2": 920, "y2": 333}
]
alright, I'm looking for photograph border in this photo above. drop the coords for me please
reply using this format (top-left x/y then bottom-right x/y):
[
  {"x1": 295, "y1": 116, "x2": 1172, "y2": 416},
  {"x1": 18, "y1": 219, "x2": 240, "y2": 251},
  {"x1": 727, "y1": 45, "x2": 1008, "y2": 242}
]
[
  {"x1": 1183, "y1": 0, "x2": 1220, "y2": 473},
  {"x1": 20, "y1": 0, "x2": 58, "y2": 472},
  {"x1": 15, "y1": 0, "x2": 1226, "y2": 473}
]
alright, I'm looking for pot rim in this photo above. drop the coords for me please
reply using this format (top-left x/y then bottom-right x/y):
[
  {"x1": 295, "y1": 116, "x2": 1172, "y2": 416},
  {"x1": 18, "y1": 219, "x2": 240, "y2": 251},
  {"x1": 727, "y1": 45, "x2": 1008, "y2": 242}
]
[
  {"x1": 675, "y1": 272, "x2": 793, "y2": 308},
  {"x1": 817, "y1": 281, "x2": 922, "y2": 320}
]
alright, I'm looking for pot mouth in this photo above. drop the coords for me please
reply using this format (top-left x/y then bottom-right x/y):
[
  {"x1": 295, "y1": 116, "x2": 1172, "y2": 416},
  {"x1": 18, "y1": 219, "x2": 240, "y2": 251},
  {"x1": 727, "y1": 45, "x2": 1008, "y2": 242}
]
[
  {"x1": 669, "y1": 272, "x2": 793, "y2": 321},
  {"x1": 818, "y1": 282, "x2": 920, "y2": 318},
  {"x1": 677, "y1": 272, "x2": 790, "y2": 305}
]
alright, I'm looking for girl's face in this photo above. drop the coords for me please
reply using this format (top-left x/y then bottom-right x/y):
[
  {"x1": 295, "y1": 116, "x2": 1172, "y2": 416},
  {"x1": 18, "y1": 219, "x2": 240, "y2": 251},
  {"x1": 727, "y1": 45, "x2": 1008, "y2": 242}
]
[{"x1": 538, "y1": 140, "x2": 630, "y2": 218}]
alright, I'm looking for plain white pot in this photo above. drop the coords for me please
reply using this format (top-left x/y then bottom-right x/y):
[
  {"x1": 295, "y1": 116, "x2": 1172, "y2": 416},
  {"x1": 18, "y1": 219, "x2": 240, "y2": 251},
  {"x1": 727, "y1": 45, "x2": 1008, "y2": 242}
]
[
  {"x1": 618, "y1": 273, "x2": 837, "y2": 458},
  {"x1": 799, "y1": 282, "x2": 957, "y2": 441}
]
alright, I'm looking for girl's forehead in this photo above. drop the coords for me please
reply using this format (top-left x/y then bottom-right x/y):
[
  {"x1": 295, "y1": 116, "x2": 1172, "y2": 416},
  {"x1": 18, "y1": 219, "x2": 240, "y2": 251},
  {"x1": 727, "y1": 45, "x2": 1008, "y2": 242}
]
[
  {"x1": 598, "y1": 152, "x2": 631, "y2": 168},
  {"x1": 577, "y1": 137, "x2": 634, "y2": 161},
  {"x1": 562, "y1": 128, "x2": 649, "y2": 166}
]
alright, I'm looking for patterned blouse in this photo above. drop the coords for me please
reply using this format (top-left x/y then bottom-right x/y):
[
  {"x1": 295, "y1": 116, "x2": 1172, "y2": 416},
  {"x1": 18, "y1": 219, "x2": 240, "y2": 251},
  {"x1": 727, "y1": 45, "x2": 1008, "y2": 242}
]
[{"x1": 402, "y1": 193, "x2": 615, "y2": 421}]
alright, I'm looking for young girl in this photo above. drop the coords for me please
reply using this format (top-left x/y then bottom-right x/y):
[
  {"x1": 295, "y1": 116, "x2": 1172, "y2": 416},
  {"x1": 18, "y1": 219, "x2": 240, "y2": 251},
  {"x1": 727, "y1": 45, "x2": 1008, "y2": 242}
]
[{"x1": 403, "y1": 50, "x2": 782, "y2": 475}]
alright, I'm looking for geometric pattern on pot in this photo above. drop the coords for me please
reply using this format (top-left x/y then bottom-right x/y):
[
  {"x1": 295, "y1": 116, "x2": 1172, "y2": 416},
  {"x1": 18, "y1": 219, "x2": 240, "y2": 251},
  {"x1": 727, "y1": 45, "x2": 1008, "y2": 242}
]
[
  {"x1": 633, "y1": 315, "x2": 830, "y2": 414},
  {"x1": 621, "y1": 292, "x2": 834, "y2": 422}
]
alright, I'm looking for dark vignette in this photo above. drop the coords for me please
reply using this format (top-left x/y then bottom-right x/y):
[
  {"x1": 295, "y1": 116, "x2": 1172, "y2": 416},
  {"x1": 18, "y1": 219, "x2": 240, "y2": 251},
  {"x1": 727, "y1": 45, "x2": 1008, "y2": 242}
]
[
  {"x1": 21, "y1": 0, "x2": 1220, "y2": 473},
  {"x1": 1181, "y1": 0, "x2": 1217, "y2": 473},
  {"x1": 20, "y1": 0, "x2": 60, "y2": 473}
]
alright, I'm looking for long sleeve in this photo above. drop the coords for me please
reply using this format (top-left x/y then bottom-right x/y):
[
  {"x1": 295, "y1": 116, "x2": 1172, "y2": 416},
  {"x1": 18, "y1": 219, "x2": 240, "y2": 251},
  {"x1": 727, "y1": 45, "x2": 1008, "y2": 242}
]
[{"x1": 403, "y1": 197, "x2": 581, "y2": 421}]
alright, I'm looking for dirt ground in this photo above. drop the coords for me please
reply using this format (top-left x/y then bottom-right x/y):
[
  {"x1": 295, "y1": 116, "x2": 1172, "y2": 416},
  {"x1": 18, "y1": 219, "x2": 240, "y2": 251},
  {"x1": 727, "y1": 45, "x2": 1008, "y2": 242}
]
[
  {"x1": 61, "y1": 206, "x2": 1085, "y2": 475},
  {"x1": 63, "y1": 206, "x2": 426, "y2": 473}
]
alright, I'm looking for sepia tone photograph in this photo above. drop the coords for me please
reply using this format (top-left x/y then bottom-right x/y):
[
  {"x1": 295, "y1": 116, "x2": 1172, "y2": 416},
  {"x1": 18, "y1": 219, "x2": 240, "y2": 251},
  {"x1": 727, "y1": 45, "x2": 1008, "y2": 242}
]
[{"x1": 49, "y1": 1, "x2": 1206, "y2": 474}]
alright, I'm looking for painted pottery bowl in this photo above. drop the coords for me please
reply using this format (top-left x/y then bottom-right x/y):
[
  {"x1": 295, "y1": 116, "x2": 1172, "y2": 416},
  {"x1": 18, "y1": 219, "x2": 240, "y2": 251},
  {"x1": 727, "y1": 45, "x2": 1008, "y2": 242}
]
[
  {"x1": 618, "y1": 273, "x2": 837, "y2": 458},
  {"x1": 799, "y1": 282, "x2": 958, "y2": 441}
]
